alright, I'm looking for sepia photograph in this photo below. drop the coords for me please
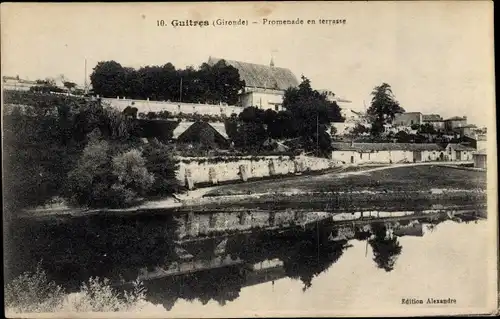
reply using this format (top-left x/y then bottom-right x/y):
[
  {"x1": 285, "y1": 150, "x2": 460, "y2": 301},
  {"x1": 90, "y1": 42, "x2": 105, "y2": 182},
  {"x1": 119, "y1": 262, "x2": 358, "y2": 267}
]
[{"x1": 1, "y1": 1, "x2": 497, "y2": 318}]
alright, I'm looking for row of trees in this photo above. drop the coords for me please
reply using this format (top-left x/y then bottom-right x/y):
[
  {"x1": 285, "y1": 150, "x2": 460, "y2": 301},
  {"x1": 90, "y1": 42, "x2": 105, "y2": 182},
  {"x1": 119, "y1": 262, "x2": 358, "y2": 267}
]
[
  {"x1": 90, "y1": 60, "x2": 245, "y2": 105},
  {"x1": 119, "y1": 76, "x2": 344, "y2": 157}
]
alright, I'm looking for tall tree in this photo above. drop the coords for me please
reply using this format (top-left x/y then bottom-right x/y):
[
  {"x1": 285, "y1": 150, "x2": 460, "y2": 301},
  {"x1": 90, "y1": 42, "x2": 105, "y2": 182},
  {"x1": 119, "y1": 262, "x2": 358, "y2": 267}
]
[
  {"x1": 367, "y1": 83, "x2": 405, "y2": 137},
  {"x1": 282, "y1": 76, "x2": 344, "y2": 155},
  {"x1": 90, "y1": 61, "x2": 126, "y2": 98}
]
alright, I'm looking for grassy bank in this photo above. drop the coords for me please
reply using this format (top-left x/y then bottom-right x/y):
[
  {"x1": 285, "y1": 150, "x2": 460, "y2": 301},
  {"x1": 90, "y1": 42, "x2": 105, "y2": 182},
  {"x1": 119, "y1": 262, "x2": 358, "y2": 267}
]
[{"x1": 205, "y1": 165, "x2": 486, "y2": 197}]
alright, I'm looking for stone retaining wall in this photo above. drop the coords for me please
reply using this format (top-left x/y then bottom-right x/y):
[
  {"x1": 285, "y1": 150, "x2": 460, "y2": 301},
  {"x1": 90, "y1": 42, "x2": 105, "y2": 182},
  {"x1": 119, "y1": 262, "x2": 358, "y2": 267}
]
[{"x1": 176, "y1": 155, "x2": 335, "y2": 189}]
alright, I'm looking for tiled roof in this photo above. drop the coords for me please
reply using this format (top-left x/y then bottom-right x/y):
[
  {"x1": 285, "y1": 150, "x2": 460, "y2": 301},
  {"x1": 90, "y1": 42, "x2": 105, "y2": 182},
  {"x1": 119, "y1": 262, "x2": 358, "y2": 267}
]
[
  {"x1": 172, "y1": 121, "x2": 194, "y2": 139},
  {"x1": 446, "y1": 143, "x2": 476, "y2": 151},
  {"x1": 317, "y1": 89, "x2": 352, "y2": 103},
  {"x1": 474, "y1": 149, "x2": 487, "y2": 155},
  {"x1": 422, "y1": 114, "x2": 443, "y2": 122},
  {"x1": 174, "y1": 121, "x2": 229, "y2": 141},
  {"x1": 445, "y1": 116, "x2": 467, "y2": 121},
  {"x1": 331, "y1": 142, "x2": 444, "y2": 152},
  {"x1": 208, "y1": 57, "x2": 299, "y2": 91},
  {"x1": 208, "y1": 122, "x2": 229, "y2": 140}
]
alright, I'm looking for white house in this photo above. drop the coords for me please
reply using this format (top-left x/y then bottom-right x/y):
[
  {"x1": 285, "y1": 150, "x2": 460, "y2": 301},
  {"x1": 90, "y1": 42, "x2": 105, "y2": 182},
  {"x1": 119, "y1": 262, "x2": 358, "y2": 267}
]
[
  {"x1": 330, "y1": 142, "x2": 446, "y2": 164},
  {"x1": 207, "y1": 57, "x2": 299, "y2": 111},
  {"x1": 2, "y1": 76, "x2": 39, "y2": 91},
  {"x1": 444, "y1": 143, "x2": 475, "y2": 161}
]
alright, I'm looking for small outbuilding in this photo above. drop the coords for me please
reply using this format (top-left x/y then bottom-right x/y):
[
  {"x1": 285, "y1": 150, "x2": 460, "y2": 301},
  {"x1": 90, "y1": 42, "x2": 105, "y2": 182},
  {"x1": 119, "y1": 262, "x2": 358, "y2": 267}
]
[
  {"x1": 330, "y1": 142, "x2": 444, "y2": 164},
  {"x1": 175, "y1": 121, "x2": 230, "y2": 149},
  {"x1": 473, "y1": 149, "x2": 487, "y2": 169},
  {"x1": 444, "y1": 143, "x2": 476, "y2": 161}
]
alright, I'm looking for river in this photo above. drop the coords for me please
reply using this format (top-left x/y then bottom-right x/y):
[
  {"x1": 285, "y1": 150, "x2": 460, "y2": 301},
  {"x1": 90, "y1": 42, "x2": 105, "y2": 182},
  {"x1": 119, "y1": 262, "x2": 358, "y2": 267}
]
[{"x1": 4, "y1": 165, "x2": 495, "y2": 316}]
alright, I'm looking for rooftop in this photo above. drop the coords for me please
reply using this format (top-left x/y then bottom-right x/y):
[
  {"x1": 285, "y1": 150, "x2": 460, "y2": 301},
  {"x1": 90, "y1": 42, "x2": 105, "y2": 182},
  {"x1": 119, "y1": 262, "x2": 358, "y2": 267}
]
[
  {"x1": 207, "y1": 57, "x2": 299, "y2": 91},
  {"x1": 331, "y1": 142, "x2": 443, "y2": 152},
  {"x1": 446, "y1": 143, "x2": 476, "y2": 151},
  {"x1": 422, "y1": 114, "x2": 443, "y2": 122},
  {"x1": 317, "y1": 89, "x2": 352, "y2": 103},
  {"x1": 474, "y1": 149, "x2": 487, "y2": 155},
  {"x1": 172, "y1": 121, "x2": 195, "y2": 139},
  {"x1": 172, "y1": 121, "x2": 229, "y2": 140},
  {"x1": 445, "y1": 116, "x2": 467, "y2": 121}
]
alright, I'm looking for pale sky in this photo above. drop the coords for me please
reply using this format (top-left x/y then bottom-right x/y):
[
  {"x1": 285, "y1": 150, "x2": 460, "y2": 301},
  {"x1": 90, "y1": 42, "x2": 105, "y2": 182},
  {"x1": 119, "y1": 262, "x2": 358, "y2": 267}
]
[{"x1": 1, "y1": 2, "x2": 495, "y2": 127}]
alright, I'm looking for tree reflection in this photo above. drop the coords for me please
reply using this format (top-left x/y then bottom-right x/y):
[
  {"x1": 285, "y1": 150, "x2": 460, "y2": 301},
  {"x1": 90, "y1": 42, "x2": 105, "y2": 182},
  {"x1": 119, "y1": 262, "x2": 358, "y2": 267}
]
[
  {"x1": 145, "y1": 265, "x2": 245, "y2": 308},
  {"x1": 282, "y1": 239, "x2": 350, "y2": 291},
  {"x1": 368, "y1": 222, "x2": 402, "y2": 272}
]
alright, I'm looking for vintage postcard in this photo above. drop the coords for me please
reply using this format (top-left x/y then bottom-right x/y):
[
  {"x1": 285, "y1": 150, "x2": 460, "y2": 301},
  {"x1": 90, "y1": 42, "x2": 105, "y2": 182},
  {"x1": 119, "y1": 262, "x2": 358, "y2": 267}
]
[{"x1": 1, "y1": 1, "x2": 497, "y2": 318}]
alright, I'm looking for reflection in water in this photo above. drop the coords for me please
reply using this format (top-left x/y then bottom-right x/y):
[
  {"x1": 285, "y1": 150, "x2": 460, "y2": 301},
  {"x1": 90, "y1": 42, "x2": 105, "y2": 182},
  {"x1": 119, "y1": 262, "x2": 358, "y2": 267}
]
[
  {"x1": 368, "y1": 222, "x2": 402, "y2": 272},
  {"x1": 5, "y1": 208, "x2": 486, "y2": 311}
]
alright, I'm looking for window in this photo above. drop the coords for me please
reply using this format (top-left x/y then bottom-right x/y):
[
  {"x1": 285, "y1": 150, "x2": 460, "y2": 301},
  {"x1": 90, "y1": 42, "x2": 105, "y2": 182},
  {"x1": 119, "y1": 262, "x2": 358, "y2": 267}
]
[
  {"x1": 360, "y1": 153, "x2": 363, "y2": 159},
  {"x1": 411, "y1": 120, "x2": 414, "y2": 125},
  {"x1": 275, "y1": 105, "x2": 279, "y2": 111}
]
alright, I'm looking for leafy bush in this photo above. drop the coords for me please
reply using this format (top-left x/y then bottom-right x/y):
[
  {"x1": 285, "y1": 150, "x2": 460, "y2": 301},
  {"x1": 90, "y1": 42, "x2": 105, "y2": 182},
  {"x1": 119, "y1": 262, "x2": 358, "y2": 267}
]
[
  {"x1": 142, "y1": 142, "x2": 180, "y2": 196},
  {"x1": 5, "y1": 262, "x2": 65, "y2": 313},
  {"x1": 68, "y1": 277, "x2": 146, "y2": 312},
  {"x1": 112, "y1": 149, "x2": 155, "y2": 194},
  {"x1": 2, "y1": 91, "x2": 140, "y2": 213},
  {"x1": 66, "y1": 135, "x2": 154, "y2": 208},
  {"x1": 5, "y1": 264, "x2": 147, "y2": 314}
]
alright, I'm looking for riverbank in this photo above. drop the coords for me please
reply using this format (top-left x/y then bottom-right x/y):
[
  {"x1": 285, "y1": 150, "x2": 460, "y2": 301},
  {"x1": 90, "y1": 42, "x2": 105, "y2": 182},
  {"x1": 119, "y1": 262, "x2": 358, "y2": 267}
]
[
  {"x1": 16, "y1": 163, "x2": 384, "y2": 219},
  {"x1": 18, "y1": 162, "x2": 484, "y2": 220}
]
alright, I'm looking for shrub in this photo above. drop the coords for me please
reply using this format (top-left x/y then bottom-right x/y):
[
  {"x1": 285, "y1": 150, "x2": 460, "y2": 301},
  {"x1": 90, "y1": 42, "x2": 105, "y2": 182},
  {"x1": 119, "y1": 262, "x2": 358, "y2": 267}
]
[
  {"x1": 66, "y1": 136, "x2": 154, "y2": 208},
  {"x1": 68, "y1": 277, "x2": 146, "y2": 312},
  {"x1": 5, "y1": 262, "x2": 65, "y2": 313},
  {"x1": 142, "y1": 142, "x2": 180, "y2": 196},
  {"x1": 112, "y1": 149, "x2": 155, "y2": 195},
  {"x1": 5, "y1": 265, "x2": 147, "y2": 314}
]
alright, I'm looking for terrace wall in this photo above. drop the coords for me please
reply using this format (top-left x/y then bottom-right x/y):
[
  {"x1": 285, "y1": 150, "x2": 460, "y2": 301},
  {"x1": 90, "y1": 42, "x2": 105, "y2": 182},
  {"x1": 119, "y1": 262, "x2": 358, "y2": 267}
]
[
  {"x1": 102, "y1": 97, "x2": 244, "y2": 117},
  {"x1": 176, "y1": 155, "x2": 334, "y2": 188}
]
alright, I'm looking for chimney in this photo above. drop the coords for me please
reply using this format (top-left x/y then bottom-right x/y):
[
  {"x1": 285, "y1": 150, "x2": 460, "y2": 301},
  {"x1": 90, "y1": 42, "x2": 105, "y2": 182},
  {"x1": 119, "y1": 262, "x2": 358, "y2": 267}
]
[{"x1": 270, "y1": 57, "x2": 275, "y2": 67}]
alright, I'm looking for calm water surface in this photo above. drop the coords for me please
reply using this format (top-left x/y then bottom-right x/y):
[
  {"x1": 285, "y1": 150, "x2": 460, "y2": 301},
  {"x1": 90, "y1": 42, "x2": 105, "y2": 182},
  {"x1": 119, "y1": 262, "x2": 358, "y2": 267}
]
[
  {"x1": 5, "y1": 208, "x2": 493, "y2": 317},
  {"x1": 137, "y1": 220, "x2": 492, "y2": 316}
]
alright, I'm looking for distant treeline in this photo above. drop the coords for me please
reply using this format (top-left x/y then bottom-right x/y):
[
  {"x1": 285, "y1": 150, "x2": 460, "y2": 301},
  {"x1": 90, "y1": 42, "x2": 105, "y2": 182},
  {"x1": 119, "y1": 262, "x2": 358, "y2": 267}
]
[{"x1": 90, "y1": 60, "x2": 245, "y2": 105}]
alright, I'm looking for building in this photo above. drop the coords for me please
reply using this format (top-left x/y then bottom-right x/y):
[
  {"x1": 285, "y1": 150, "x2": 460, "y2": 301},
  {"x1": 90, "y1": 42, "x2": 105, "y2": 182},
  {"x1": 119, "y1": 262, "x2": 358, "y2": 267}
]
[
  {"x1": 444, "y1": 143, "x2": 475, "y2": 161},
  {"x1": 393, "y1": 112, "x2": 423, "y2": 126},
  {"x1": 444, "y1": 116, "x2": 467, "y2": 131},
  {"x1": 207, "y1": 57, "x2": 299, "y2": 111},
  {"x1": 473, "y1": 149, "x2": 487, "y2": 169},
  {"x1": 476, "y1": 134, "x2": 487, "y2": 151},
  {"x1": 329, "y1": 108, "x2": 369, "y2": 136},
  {"x1": 2, "y1": 76, "x2": 40, "y2": 91},
  {"x1": 422, "y1": 114, "x2": 445, "y2": 131},
  {"x1": 453, "y1": 124, "x2": 477, "y2": 138},
  {"x1": 318, "y1": 89, "x2": 352, "y2": 107},
  {"x1": 174, "y1": 121, "x2": 230, "y2": 149},
  {"x1": 330, "y1": 142, "x2": 444, "y2": 164}
]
